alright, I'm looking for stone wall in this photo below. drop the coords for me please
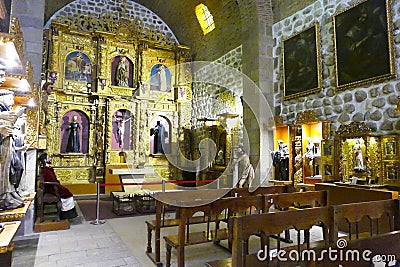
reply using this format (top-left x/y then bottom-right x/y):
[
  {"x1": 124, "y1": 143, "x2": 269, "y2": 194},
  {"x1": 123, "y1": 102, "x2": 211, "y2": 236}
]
[
  {"x1": 191, "y1": 46, "x2": 243, "y2": 156},
  {"x1": 273, "y1": 0, "x2": 400, "y2": 133},
  {"x1": 12, "y1": 0, "x2": 45, "y2": 85}
]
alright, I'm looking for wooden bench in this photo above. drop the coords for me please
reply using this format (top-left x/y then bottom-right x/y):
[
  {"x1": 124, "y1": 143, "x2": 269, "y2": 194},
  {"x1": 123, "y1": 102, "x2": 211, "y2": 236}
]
[
  {"x1": 331, "y1": 198, "x2": 400, "y2": 243},
  {"x1": 145, "y1": 186, "x2": 288, "y2": 265},
  {"x1": 164, "y1": 195, "x2": 265, "y2": 267},
  {"x1": 206, "y1": 199, "x2": 400, "y2": 267},
  {"x1": 266, "y1": 190, "x2": 328, "y2": 243},
  {"x1": 227, "y1": 207, "x2": 332, "y2": 267}
]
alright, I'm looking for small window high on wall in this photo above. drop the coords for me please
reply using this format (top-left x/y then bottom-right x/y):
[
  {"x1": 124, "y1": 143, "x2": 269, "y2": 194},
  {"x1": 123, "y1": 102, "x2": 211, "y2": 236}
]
[{"x1": 195, "y1": 4, "x2": 215, "y2": 35}]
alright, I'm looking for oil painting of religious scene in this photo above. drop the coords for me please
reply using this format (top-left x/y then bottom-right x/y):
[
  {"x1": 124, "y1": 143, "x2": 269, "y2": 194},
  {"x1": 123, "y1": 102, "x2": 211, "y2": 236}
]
[
  {"x1": 150, "y1": 64, "x2": 171, "y2": 92},
  {"x1": 111, "y1": 109, "x2": 132, "y2": 151},
  {"x1": 334, "y1": 0, "x2": 395, "y2": 89},
  {"x1": 283, "y1": 23, "x2": 321, "y2": 100},
  {"x1": 64, "y1": 52, "x2": 92, "y2": 83},
  {"x1": 0, "y1": 0, "x2": 11, "y2": 33}
]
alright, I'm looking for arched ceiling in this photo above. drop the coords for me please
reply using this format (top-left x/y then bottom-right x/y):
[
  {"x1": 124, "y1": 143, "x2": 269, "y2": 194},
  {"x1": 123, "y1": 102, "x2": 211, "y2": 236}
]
[
  {"x1": 44, "y1": 0, "x2": 315, "y2": 60},
  {"x1": 44, "y1": 0, "x2": 243, "y2": 61}
]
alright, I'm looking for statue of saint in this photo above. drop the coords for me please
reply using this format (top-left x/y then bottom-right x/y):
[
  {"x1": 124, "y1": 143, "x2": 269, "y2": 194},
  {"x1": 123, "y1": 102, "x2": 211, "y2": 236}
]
[
  {"x1": 0, "y1": 90, "x2": 27, "y2": 209},
  {"x1": 157, "y1": 65, "x2": 167, "y2": 91},
  {"x1": 354, "y1": 139, "x2": 364, "y2": 171},
  {"x1": 271, "y1": 140, "x2": 289, "y2": 181},
  {"x1": 66, "y1": 115, "x2": 81, "y2": 153},
  {"x1": 116, "y1": 57, "x2": 129, "y2": 87},
  {"x1": 150, "y1": 121, "x2": 165, "y2": 154},
  {"x1": 305, "y1": 138, "x2": 320, "y2": 177},
  {"x1": 236, "y1": 146, "x2": 254, "y2": 188}
]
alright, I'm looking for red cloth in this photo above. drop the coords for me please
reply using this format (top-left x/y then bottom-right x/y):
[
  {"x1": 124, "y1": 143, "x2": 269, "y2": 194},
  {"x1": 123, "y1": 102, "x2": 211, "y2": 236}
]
[{"x1": 42, "y1": 166, "x2": 73, "y2": 199}]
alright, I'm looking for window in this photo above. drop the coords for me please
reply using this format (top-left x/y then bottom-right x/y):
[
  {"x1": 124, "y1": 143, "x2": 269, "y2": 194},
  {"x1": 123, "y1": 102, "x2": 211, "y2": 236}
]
[{"x1": 195, "y1": 4, "x2": 215, "y2": 35}]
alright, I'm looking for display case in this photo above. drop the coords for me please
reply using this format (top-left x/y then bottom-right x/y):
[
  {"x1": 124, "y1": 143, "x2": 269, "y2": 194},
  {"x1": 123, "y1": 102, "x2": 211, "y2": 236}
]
[
  {"x1": 271, "y1": 116, "x2": 291, "y2": 182},
  {"x1": 334, "y1": 122, "x2": 382, "y2": 185},
  {"x1": 381, "y1": 135, "x2": 400, "y2": 187},
  {"x1": 287, "y1": 111, "x2": 331, "y2": 185}
]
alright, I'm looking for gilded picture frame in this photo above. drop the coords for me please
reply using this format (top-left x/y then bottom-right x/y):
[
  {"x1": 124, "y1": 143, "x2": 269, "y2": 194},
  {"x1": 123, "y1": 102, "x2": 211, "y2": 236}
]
[
  {"x1": 333, "y1": 0, "x2": 395, "y2": 90},
  {"x1": 384, "y1": 162, "x2": 398, "y2": 182},
  {"x1": 283, "y1": 23, "x2": 322, "y2": 100}
]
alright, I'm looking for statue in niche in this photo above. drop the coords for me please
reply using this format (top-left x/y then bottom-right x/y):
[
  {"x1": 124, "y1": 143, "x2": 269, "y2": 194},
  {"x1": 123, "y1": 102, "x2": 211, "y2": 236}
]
[
  {"x1": 66, "y1": 115, "x2": 81, "y2": 153},
  {"x1": 116, "y1": 56, "x2": 129, "y2": 87},
  {"x1": 112, "y1": 110, "x2": 132, "y2": 150},
  {"x1": 305, "y1": 138, "x2": 320, "y2": 177},
  {"x1": 271, "y1": 140, "x2": 289, "y2": 181},
  {"x1": 157, "y1": 65, "x2": 167, "y2": 91},
  {"x1": 150, "y1": 121, "x2": 166, "y2": 154},
  {"x1": 353, "y1": 138, "x2": 364, "y2": 172}
]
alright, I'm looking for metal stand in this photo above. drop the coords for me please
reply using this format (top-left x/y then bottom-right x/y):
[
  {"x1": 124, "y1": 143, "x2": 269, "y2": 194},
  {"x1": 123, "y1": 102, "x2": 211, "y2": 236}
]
[{"x1": 90, "y1": 181, "x2": 105, "y2": 225}]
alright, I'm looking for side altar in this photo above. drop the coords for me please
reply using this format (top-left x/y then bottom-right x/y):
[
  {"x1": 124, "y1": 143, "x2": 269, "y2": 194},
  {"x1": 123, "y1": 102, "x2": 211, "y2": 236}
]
[{"x1": 39, "y1": 12, "x2": 192, "y2": 193}]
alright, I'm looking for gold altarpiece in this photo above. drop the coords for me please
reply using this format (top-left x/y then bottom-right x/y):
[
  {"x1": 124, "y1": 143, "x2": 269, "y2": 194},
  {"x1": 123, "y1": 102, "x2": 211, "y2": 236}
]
[
  {"x1": 39, "y1": 13, "x2": 192, "y2": 186},
  {"x1": 334, "y1": 122, "x2": 400, "y2": 187}
]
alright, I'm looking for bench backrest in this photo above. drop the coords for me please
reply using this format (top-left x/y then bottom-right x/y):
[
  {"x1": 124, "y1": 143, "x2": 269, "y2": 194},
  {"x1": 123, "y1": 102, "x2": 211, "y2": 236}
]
[
  {"x1": 232, "y1": 206, "x2": 332, "y2": 267},
  {"x1": 265, "y1": 190, "x2": 328, "y2": 211},
  {"x1": 332, "y1": 199, "x2": 400, "y2": 242},
  {"x1": 230, "y1": 185, "x2": 288, "y2": 197},
  {"x1": 210, "y1": 195, "x2": 265, "y2": 217}
]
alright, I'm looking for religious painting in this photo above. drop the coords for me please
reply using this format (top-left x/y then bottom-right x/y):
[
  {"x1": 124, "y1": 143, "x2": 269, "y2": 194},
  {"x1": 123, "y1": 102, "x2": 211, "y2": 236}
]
[
  {"x1": 111, "y1": 56, "x2": 134, "y2": 88},
  {"x1": 283, "y1": 23, "x2": 321, "y2": 100},
  {"x1": 333, "y1": 0, "x2": 395, "y2": 89},
  {"x1": 382, "y1": 136, "x2": 398, "y2": 160},
  {"x1": 64, "y1": 52, "x2": 92, "y2": 83},
  {"x1": 385, "y1": 141, "x2": 396, "y2": 156},
  {"x1": 0, "y1": 0, "x2": 12, "y2": 33},
  {"x1": 385, "y1": 163, "x2": 398, "y2": 181},
  {"x1": 150, "y1": 64, "x2": 172, "y2": 92},
  {"x1": 60, "y1": 110, "x2": 89, "y2": 154},
  {"x1": 111, "y1": 109, "x2": 132, "y2": 151}
]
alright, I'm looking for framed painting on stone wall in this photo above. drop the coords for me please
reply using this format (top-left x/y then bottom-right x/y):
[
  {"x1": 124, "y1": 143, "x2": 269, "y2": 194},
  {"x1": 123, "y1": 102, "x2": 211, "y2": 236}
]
[
  {"x1": 0, "y1": 0, "x2": 11, "y2": 33},
  {"x1": 283, "y1": 23, "x2": 322, "y2": 100},
  {"x1": 333, "y1": 0, "x2": 395, "y2": 90}
]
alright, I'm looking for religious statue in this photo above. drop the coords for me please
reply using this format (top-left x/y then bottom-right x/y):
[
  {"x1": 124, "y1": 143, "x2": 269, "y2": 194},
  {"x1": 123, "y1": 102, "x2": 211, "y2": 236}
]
[
  {"x1": 0, "y1": 90, "x2": 27, "y2": 210},
  {"x1": 150, "y1": 121, "x2": 165, "y2": 154},
  {"x1": 157, "y1": 65, "x2": 167, "y2": 91},
  {"x1": 116, "y1": 56, "x2": 129, "y2": 87},
  {"x1": 215, "y1": 149, "x2": 225, "y2": 165},
  {"x1": 354, "y1": 138, "x2": 364, "y2": 171},
  {"x1": 271, "y1": 140, "x2": 289, "y2": 181},
  {"x1": 113, "y1": 111, "x2": 132, "y2": 149},
  {"x1": 305, "y1": 138, "x2": 320, "y2": 177},
  {"x1": 66, "y1": 115, "x2": 81, "y2": 153},
  {"x1": 236, "y1": 146, "x2": 254, "y2": 188}
]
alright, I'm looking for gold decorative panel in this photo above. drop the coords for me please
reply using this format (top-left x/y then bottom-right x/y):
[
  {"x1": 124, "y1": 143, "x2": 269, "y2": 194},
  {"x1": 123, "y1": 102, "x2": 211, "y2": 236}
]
[{"x1": 40, "y1": 16, "x2": 192, "y2": 188}]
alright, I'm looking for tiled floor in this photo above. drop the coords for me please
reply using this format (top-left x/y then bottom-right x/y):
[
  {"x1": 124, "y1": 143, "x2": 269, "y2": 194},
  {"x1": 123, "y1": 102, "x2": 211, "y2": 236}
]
[{"x1": 11, "y1": 204, "x2": 325, "y2": 267}]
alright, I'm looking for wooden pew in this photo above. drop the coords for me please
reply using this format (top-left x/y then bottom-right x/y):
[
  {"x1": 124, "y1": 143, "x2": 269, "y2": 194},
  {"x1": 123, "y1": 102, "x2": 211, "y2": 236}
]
[
  {"x1": 314, "y1": 183, "x2": 398, "y2": 206},
  {"x1": 229, "y1": 207, "x2": 332, "y2": 267},
  {"x1": 266, "y1": 190, "x2": 328, "y2": 243},
  {"x1": 312, "y1": 230, "x2": 400, "y2": 266},
  {"x1": 229, "y1": 185, "x2": 288, "y2": 197},
  {"x1": 331, "y1": 199, "x2": 400, "y2": 243},
  {"x1": 164, "y1": 195, "x2": 265, "y2": 267},
  {"x1": 145, "y1": 186, "x2": 288, "y2": 265},
  {"x1": 206, "y1": 199, "x2": 400, "y2": 267}
]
